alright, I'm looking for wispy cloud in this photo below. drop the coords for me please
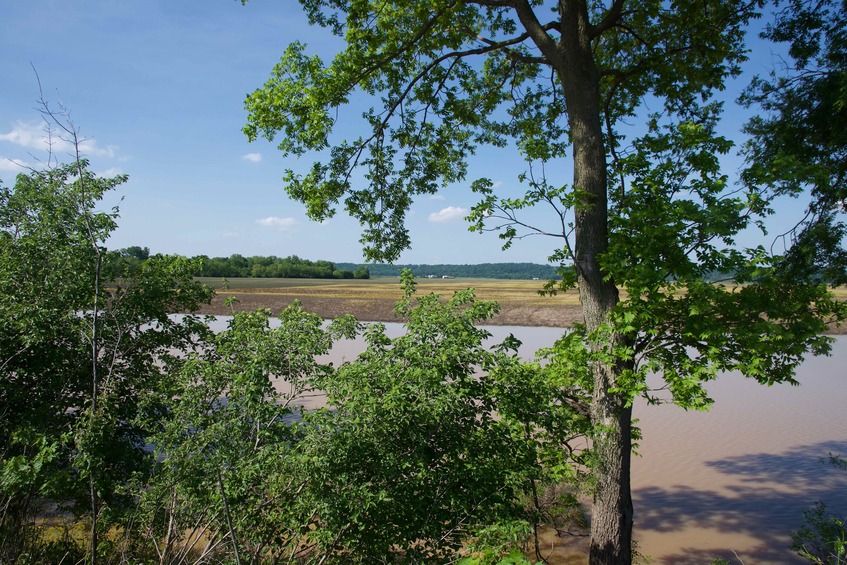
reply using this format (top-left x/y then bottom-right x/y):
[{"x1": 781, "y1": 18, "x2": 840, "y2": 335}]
[
  {"x1": 241, "y1": 152, "x2": 262, "y2": 163},
  {"x1": 0, "y1": 121, "x2": 117, "y2": 158},
  {"x1": 428, "y1": 206, "x2": 468, "y2": 223},
  {"x1": 0, "y1": 157, "x2": 30, "y2": 172},
  {"x1": 256, "y1": 216, "x2": 296, "y2": 229},
  {"x1": 79, "y1": 139, "x2": 116, "y2": 158},
  {"x1": 0, "y1": 156, "x2": 122, "y2": 177},
  {"x1": 428, "y1": 193, "x2": 445, "y2": 201},
  {"x1": 96, "y1": 166, "x2": 124, "y2": 177}
]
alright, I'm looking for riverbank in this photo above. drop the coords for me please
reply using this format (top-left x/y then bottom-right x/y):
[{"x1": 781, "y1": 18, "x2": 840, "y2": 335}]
[
  {"x1": 196, "y1": 280, "x2": 847, "y2": 334},
  {"x1": 197, "y1": 289, "x2": 586, "y2": 328}
]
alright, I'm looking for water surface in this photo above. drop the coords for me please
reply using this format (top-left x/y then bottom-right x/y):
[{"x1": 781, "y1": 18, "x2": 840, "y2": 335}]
[{"x1": 208, "y1": 316, "x2": 847, "y2": 563}]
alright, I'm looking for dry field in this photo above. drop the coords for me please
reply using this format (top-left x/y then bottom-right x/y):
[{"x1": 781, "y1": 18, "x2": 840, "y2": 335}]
[
  {"x1": 196, "y1": 277, "x2": 583, "y2": 327},
  {"x1": 194, "y1": 277, "x2": 847, "y2": 333}
]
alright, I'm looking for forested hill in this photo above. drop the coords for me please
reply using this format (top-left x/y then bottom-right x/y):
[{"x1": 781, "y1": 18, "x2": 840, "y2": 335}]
[{"x1": 335, "y1": 262, "x2": 559, "y2": 280}]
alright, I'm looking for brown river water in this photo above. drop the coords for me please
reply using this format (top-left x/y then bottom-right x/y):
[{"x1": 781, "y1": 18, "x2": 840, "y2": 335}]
[{"x1": 212, "y1": 318, "x2": 847, "y2": 563}]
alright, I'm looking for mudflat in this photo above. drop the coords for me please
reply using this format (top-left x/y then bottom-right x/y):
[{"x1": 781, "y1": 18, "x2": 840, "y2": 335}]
[
  {"x1": 195, "y1": 277, "x2": 582, "y2": 327},
  {"x1": 194, "y1": 277, "x2": 847, "y2": 333}
]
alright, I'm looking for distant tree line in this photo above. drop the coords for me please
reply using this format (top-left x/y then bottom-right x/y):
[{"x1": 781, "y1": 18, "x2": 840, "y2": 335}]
[
  {"x1": 106, "y1": 248, "x2": 370, "y2": 280},
  {"x1": 336, "y1": 262, "x2": 561, "y2": 280},
  {"x1": 107, "y1": 250, "x2": 559, "y2": 281},
  {"x1": 107, "y1": 252, "x2": 833, "y2": 284}
]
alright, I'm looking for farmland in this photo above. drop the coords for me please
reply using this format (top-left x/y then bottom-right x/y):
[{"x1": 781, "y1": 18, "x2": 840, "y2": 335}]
[
  {"x1": 195, "y1": 277, "x2": 847, "y2": 333},
  {"x1": 195, "y1": 276, "x2": 584, "y2": 327}
]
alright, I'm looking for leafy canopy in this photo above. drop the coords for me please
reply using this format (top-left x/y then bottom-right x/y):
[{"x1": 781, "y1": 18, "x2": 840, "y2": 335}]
[
  {"x1": 244, "y1": 0, "x2": 756, "y2": 263},
  {"x1": 244, "y1": 0, "x2": 846, "y2": 409},
  {"x1": 742, "y1": 0, "x2": 847, "y2": 284}
]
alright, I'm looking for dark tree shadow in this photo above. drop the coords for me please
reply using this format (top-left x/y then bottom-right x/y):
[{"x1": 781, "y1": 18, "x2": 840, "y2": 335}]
[{"x1": 633, "y1": 440, "x2": 847, "y2": 564}]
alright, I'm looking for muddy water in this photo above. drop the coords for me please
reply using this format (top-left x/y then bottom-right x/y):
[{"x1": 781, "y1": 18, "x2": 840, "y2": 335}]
[
  {"x1": 211, "y1": 317, "x2": 847, "y2": 563},
  {"x1": 630, "y1": 343, "x2": 847, "y2": 564}
]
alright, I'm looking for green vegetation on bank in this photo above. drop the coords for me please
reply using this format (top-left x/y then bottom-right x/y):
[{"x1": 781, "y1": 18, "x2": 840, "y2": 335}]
[
  {"x1": 108, "y1": 248, "x2": 561, "y2": 281},
  {"x1": 106, "y1": 248, "x2": 371, "y2": 280},
  {"x1": 336, "y1": 262, "x2": 560, "y2": 280},
  {"x1": 4, "y1": 154, "x2": 843, "y2": 564},
  {"x1": 5, "y1": 0, "x2": 847, "y2": 561},
  {"x1": 2, "y1": 156, "x2": 572, "y2": 564}
]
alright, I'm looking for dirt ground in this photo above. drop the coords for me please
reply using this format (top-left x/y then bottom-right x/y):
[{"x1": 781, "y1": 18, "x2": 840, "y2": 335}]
[
  {"x1": 197, "y1": 290, "x2": 586, "y2": 328},
  {"x1": 193, "y1": 279, "x2": 847, "y2": 334}
]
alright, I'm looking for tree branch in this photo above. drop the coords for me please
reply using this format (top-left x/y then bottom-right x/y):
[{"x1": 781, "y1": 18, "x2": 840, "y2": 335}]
[
  {"x1": 341, "y1": 38, "x2": 534, "y2": 185},
  {"x1": 589, "y1": 0, "x2": 626, "y2": 39},
  {"x1": 513, "y1": 0, "x2": 564, "y2": 70},
  {"x1": 475, "y1": 20, "x2": 560, "y2": 65},
  {"x1": 346, "y1": 1, "x2": 461, "y2": 88},
  {"x1": 467, "y1": 0, "x2": 514, "y2": 7}
]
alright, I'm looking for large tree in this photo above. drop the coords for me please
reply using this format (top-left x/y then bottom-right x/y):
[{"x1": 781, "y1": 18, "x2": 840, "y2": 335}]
[{"x1": 243, "y1": 1, "x2": 845, "y2": 562}]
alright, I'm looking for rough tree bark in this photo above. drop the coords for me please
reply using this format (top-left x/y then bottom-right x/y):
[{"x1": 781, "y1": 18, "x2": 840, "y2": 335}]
[
  {"x1": 513, "y1": 0, "x2": 633, "y2": 559},
  {"x1": 556, "y1": 2, "x2": 633, "y2": 563}
]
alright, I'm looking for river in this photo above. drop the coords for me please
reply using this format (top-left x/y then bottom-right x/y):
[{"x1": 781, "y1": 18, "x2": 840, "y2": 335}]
[{"x1": 207, "y1": 317, "x2": 847, "y2": 563}]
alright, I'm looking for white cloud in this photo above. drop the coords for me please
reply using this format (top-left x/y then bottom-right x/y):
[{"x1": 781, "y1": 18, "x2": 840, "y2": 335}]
[
  {"x1": 0, "y1": 120, "x2": 116, "y2": 158},
  {"x1": 0, "y1": 121, "x2": 45, "y2": 149},
  {"x1": 428, "y1": 193, "x2": 445, "y2": 201},
  {"x1": 0, "y1": 157, "x2": 30, "y2": 172},
  {"x1": 428, "y1": 206, "x2": 468, "y2": 223},
  {"x1": 491, "y1": 180, "x2": 504, "y2": 189},
  {"x1": 96, "y1": 166, "x2": 124, "y2": 177},
  {"x1": 241, "y1": 152, "x2": 262, "y2": 163},
  {"x1": 256, "y1": 216, "x2": 296, "y2": 229},
  {"x1": 79, "y1": 139, "x2": 117, "y2": 158}
]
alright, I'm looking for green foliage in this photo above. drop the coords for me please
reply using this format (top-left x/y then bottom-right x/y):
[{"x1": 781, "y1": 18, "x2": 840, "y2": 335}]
[
  {"x1": 830, "y1": 454, "x2": 847, "y2": 473},
  {"x1": 132, "y1": 304, "x2": 344, "y2": 563},
  {"x1": 742, "y1": 0, "x2": 847, "y2": 284},
  {"x1": 1, "y1": 171, "x2": 589, "y2": 563},
  {"x1": 292, "y1": 270, "x2": 569, "y2": 562},
  {"x1": 240, "y1": 0, "x2": 847, "y2": 414},
  {"x1": 193, "y1": 253, "x2": 364, "y2": 279},
  {"x1": 243, "y1": 0, "x2": 759, "y2": 265},
  {"x1": 103, "y1": 245, "x2": 150, "y2": 277},
  {"x1": 352, "y1": 265, "x2": 370, "y2": 279},
  {"x1": 119, "y1": 273, "x2": 583, "y2": 564},
  {"x1": 1, "y1": 164, "x2": 121, "y2": 555},
  {"x1": 242, "y1": 2, "x2": 847, "y2": 561},
  {"x1": 111, "y1": 252, "x2": 375, "y2": 280},
  {"x1": 3, "y1": 125, "x2": 593, "y2": 564},
  {"x1": 793, "y1": 502, "x2": 847, "y2": 564},
  {"x1": 9, "y1": 5, "x2": 847, "y2": 561},
  {"x1": 601, "y1": 113, "x2": 846, "y2": 410},
  {"x1": 0, "y1": 163, "x2": 212, "y2": 561},
  {"x1": 335, "y1": 262, "x2": 560, "y2": 280},
  {"x1": 459, "y1": 521, "x2": 535, "y2": 565},
  {"x1": 793, "y1": 455, "x2": 847, "y2": 564}
]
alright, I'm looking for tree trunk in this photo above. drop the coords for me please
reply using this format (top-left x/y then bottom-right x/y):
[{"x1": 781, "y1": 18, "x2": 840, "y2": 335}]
[
  {"x1": 556, "y1": 1, "x2": 634, "y2": 563},
  {"x1": 588, "y1": 382, "x2": 633, "y2": 565}
]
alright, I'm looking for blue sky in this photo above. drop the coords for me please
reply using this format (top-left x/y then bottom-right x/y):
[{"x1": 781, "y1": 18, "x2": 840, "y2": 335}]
[{"x1": 0, "y1": 1, "x2": 795, "y2": 265}]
